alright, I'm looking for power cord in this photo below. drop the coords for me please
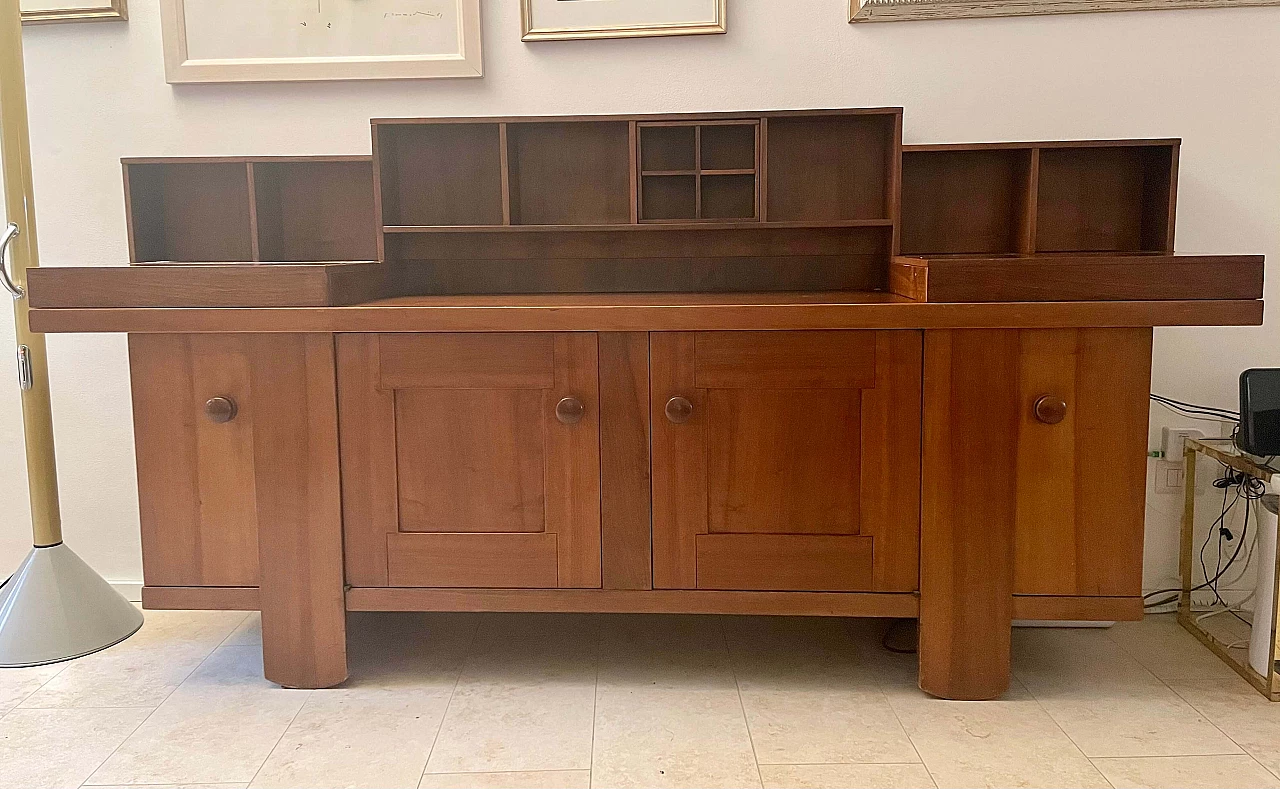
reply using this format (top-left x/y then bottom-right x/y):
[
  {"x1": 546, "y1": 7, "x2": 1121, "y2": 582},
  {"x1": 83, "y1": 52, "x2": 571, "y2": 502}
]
[
  {"x1": 1144, "y1": 463, "x2": 1263, "y2": 610},
  {"x1": 1150, "y1": 393, "x2": 1240, "y2": 423}
]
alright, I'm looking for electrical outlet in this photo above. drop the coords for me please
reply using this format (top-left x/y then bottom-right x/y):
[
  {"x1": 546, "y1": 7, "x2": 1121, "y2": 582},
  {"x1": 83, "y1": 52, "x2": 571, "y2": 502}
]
[
  {"x1": 1162, "y1": 427, "x2": 1207, "y2": 463},
  {"x1": 1154, "y1": 460, "x2": 1185, "y2": 494}
]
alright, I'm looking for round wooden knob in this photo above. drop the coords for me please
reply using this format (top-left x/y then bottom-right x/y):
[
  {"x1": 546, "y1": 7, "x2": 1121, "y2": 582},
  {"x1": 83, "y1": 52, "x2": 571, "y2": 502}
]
[
  {"x1": 205, "y1": 396, "x2": 238, "y2": 424},
  {"x1": 665, "y1": 396, "x2": 694, "y2": 424},
  {"x1": 1033, "y1": 395, "x2": 1067, "y2": 425},
  {"x1": 555, "y1": 397, "x2": 585, "y2": 425}
]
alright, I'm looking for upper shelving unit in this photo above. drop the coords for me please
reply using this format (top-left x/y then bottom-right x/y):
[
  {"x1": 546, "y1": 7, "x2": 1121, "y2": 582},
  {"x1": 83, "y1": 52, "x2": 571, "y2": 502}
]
[
  {"x1": 371, "y1": 109, "x2": 903, "y2": 232},
  {"x1": 108, "y1": 110, "x2": 1195, "y2": 302},
  {"x1": 123, "y1": 156, "x2": 378, "y2": 264},
  {"x1": 899, "y1": 140, "x2": 1178, "y2": 256}
]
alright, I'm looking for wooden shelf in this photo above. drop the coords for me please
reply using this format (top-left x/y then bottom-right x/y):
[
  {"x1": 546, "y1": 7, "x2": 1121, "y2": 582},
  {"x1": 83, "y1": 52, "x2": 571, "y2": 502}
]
[
  {"x1": 382, "y1": 219, "x2": 894, "y2": 233},
  {"x1": 889, "y1": 254, "x2": 1263, "y2": 303},
  {"x1": 124, "y1": 156, "x2": 376, "y2": 264},
  {"x1": 900, "y1": 140, "x2": 1178, "y2": 256}
]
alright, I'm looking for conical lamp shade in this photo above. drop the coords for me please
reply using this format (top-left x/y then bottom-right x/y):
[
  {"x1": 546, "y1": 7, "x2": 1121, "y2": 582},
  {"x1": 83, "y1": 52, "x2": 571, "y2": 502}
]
[{"x1": 0, "y1": 544, "x2": 144, "y2": 667}]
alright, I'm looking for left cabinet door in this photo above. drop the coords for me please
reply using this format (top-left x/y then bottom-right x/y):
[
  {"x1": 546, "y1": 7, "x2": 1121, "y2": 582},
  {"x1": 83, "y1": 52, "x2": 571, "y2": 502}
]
[
  {"x1": 130, "y1": 334, "x2": 260, "y2": 588},
  {"x1": 338, "y1": 333, "x2": 602, "y2": 589}
]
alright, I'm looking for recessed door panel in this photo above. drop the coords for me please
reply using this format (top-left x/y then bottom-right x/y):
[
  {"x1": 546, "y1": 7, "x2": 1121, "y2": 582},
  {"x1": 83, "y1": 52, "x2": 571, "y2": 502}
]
[
  {"x1": 652, "y1": 330, "x2": 922, "y2": 592},
  {"x1": 395, "y1": 388, "x2": 546, "y2": 533},
  {"x1": 338, "y1": 332, "x2": 601, "y2": 589},
  {"x1": 706, "y1": 388, "x2": 862, "y2": 535}
]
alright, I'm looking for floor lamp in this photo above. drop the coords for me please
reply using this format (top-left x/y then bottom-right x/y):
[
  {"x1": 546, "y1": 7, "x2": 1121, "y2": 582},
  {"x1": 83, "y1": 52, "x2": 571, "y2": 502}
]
[{"x1": 0, "y1": 0, "x2": 142, "y2": 667}]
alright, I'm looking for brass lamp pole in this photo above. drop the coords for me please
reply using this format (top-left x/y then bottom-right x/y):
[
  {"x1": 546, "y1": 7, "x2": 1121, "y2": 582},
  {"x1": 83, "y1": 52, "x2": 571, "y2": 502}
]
[{"x1": 0, "y1": 0, "x2": 142, "y2": 666}]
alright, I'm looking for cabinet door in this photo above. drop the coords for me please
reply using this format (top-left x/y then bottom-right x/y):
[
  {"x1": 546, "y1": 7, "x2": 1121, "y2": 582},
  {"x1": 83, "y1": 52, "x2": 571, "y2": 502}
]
[
  {"x1": 651, "y1": 330, "x2": 922, "y2": 592},
  {"x1": 130, "y1": 334, "x2": 260, "y2": 588},
  {"x1": 1012, "y1": 328, "x2": 1152, "y2": 597},
  {"x1": 338, "y1": 333, "x2": 601, "y2": 589}
]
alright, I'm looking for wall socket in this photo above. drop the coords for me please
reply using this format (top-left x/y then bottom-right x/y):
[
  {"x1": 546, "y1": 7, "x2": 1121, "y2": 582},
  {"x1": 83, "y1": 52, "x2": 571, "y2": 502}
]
[
  {"x1": 1153, "y1": 427, "x2": 1207, "y2": 494},
  {"x1": 1162, "y1": 427, "x2": 1207, "y2": 462}
]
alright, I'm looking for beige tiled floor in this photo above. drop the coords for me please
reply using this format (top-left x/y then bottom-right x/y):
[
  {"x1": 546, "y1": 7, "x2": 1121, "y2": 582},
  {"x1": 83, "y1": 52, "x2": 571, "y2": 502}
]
[{"x1": 1, "y1": 610, "x2": 1277, "y2": 789}]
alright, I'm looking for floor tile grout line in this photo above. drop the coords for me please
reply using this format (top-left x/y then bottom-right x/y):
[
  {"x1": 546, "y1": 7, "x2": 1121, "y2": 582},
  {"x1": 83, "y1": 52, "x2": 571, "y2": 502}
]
[
  {"x1": 1089, "y1": 752, "x2": 1270, "y2": 761},
  {"x1": 754, "y1": 760, "x2": 933, "y2": 767},
  {"x1": 76, "y1": 620, "x2": 242, "y2": 788},
  {"x1": 214, "y1": 611, "x2": 256, "y2": 648},
  {"x1": 417, "y1": 614, "x2": 483, "y2": 786},
  {"x1": 881, "y1": 680, "x2": 945, "y2": 789},
  {"x1": 244, "y1": 686, "x2": 314, "y2": 788},
  {"x1": 876, "y1": 683, "x2": 930, "y2": 774},
  {"x1": 1, "y1": 660, "x2": 72, "y2": 722},
  {"x1": 1160, "y1": 659, "x2": 1265, "y2": 762},
  {"x1": 83, "y1": 778, "x2": 249, "y2": 783},
  {"x1": 719, "y1": 615, "x2": 766, "y2": 789},
  {"x1": 587, "y1": 615, "x2": 601, "y2": 789},
  {"x1": 1014, "y1": 670, "x2": 1135, "y2": 771}
]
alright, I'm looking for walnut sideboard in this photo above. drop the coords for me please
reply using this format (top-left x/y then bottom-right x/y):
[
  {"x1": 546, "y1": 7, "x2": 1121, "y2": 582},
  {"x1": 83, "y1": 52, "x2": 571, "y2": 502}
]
[{"x1": 26, "y1": 108, "x2": 1265, "y2": 700}]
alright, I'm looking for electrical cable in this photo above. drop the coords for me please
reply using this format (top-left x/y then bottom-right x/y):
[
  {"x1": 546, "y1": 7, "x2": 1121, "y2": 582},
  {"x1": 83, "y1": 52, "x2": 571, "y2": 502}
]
[
  {"x1": 1149, "y1": 393, "x2": 1240, "y2": 420},
  {"x1": 1144, "y1": 464, "x2": 1260, "y2": 609}
]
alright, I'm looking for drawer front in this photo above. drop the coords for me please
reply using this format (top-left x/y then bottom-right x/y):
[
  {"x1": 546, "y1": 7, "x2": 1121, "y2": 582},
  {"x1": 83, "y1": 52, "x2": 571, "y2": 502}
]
[
  {"x1": 338, "y1": 332, "x2": 602, "y2": 589},
  {"x1": 129, "y1": 334, "x2": 260, "y2": 588},
  {"x1": 651, "y1": 330, "x2": 923, "y2": 592}
]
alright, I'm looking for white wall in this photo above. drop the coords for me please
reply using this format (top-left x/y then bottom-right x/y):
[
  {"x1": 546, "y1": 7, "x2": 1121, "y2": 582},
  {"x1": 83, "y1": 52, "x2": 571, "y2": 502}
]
[{"x1": 2, "y1": 1, "x2": 1278, "y2": 593}]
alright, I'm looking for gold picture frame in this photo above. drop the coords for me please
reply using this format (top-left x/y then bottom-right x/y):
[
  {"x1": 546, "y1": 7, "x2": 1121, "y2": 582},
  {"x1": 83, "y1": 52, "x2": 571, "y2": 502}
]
[
  {"x1": 521, "y1": 0, "x2": 726, "y2": 41},
  {"x1": 851, "y1": 0, "x2": 1280, "y2": 22},
  {"x1": 20, "y1": 0, "x2": 126, "y2": 24}
]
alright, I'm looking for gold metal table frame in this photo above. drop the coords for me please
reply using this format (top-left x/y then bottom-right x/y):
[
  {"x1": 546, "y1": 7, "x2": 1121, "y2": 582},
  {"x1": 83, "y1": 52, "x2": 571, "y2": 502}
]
[{"x1": 1180, "y1": 438, "x2": 1279, "y2": 700}]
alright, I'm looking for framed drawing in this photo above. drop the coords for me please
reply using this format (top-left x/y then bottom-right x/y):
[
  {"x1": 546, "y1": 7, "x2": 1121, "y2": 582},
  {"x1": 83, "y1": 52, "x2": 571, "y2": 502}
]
[
  {"x1": 159, "y1": 0, "x2": 482, "y2": 83},
  {"x1": 21, "y1": 0, "x2": 126, "y2": 24},
  {"x1": 521, "y1": 0, "x2": 726, "y2": 41},
  {"x1": 851, "y1": 0, "x2": 1280, "y2": 22}
]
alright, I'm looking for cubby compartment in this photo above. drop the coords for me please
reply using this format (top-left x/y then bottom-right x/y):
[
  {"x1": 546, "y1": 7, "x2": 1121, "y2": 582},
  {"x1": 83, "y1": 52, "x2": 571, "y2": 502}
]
[
  {"x1": 900, "y1": 148, "x2": 1033, "y2": 255},
  {"x1": 765, "y1": 113, "x2": 897, "y2": 222},
  {"x1": 253, "y1": 159, "x2": 377, "y2": 261},
  {"x1": 507, "y1": 121, "x2": 632, "y2": 225},
  {"x1": 1036, "y1": 144, "x2": 1176, "y2": 253},
  {"x1": 126, "y1": 161, "x2": 254, "y2": 263},
  {"x1": 640, "y1": 125, "x2": 696, "y2": 172},
  {"x1": 376, "y1": 122, "x2": 505, "y2": 227},
  {"x1": 701, "y1": 174, "x2": 757, "y2": 220},
  {"x1": 639, "y1": 120, "x2": 760, "y2": 223},
  {"x1": 700, "y1": 123, "x2": 757, "y2": 171},
  {"x1": 641, "y1": 174, "x2": 697, "y2": 221}
]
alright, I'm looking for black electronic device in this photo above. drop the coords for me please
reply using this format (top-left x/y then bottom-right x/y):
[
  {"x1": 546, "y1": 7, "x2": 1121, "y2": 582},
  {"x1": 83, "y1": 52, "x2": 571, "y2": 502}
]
[{"x1": 1239, "y1": 368, "x2": 1280, "y2": 456}]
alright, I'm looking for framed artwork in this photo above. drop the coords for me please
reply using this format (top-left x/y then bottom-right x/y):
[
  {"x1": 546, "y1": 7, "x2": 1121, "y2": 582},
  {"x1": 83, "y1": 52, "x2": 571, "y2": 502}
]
[
  {"x1": 20, "y1": 0, "x2": 126, "y2": 24},
  {"x1": 521, "y1": 0, "x2": 726, "y2": 41},
  {"x1": 158, "y1": 0, "x2": 482, "y2": 84},
  {"x1": 851, "y1": 0, "x2": 1280, "y2": 22}
]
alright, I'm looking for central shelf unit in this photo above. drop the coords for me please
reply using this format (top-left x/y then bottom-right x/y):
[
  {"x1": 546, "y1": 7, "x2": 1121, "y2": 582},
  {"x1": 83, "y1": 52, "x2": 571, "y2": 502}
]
[{"x1": 371, "y1": 109, "x2": 903, "y2": 294}]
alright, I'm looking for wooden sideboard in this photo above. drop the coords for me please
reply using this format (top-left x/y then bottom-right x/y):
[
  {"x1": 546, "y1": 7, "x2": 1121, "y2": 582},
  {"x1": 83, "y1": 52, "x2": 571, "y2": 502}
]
[{"x1": 26, "y1": 109, "x2": 1265, "y2": 701}]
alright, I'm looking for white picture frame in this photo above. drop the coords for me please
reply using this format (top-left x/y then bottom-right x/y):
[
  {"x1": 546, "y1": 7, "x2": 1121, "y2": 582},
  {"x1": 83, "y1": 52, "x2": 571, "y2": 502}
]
[
  {"x1": 521, "y1": 0, "x2": 726, "y2": 41},
  {"x1": 20, "y1": 0, "x2": 126, "y2": 24},
  {"x1": 159, "y1": 0, "x2": 482, "y2": 84},
  {"x1": 851, "y1": 0, "x2": 1280, "y2": 22}
]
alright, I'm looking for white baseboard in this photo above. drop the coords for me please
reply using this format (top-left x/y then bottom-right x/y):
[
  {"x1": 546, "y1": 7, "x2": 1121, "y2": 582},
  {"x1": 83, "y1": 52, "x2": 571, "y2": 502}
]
[{"x1": 110, "y1": 580, "x2": 143, "y2": 603}]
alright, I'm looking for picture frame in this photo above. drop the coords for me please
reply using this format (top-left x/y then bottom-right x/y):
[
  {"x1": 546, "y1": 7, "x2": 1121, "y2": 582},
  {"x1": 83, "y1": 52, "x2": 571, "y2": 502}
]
[
  {"x1": 158, "y1": 0, "x2": 483, "y2": 84},
  {"x1": 20, "y1": 0, "x2": 126, "y2": 24},
  {"x1": 851, "y1": 0, "x2": 1280, "y2": 22},
  {"x1": 521, "y1": 0, "x2": 726, "y2": 42}
]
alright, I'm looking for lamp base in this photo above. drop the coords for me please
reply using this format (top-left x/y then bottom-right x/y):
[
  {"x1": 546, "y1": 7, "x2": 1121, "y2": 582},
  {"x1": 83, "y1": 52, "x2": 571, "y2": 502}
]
[{"x1": 0, "y1": 543, "x2": 143, "y2": 667}]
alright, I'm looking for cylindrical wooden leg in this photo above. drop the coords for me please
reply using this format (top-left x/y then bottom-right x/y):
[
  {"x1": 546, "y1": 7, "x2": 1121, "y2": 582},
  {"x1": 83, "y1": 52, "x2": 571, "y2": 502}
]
[{"x1": 251, "y1": 334, "x2": 348, "y2": 689}]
